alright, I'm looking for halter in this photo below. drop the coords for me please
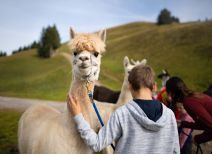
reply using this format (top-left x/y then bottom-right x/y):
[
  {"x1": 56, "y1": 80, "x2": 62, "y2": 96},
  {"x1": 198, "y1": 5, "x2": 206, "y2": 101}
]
[{"x1": 85, "y1": 81, "x2": 116, "y2": 151}]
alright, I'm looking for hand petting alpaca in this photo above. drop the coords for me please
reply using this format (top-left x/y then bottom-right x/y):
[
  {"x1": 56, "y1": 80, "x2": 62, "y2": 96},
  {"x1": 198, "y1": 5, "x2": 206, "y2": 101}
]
[{"x1": 67, "y1": 94, "x2": 81, "y2": 116}]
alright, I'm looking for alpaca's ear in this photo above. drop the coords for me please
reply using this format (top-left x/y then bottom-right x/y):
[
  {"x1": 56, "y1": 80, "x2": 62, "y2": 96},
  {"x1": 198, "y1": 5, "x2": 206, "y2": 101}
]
[
  {"x1": 98, "y1": 29, "x2": 106, "y2": 42},
  {"x1": 70, "y1": 27, "x2": 75, "y2": 39},
  {"x1": 140, "y1": 59, "x2": 147, "y2": 65},
  {"x1": 123, "y1": 56, "x2": 130, "y2": 67},
  {"x1": 131, "y1": 59, "x2": 137, "y2": 65}
]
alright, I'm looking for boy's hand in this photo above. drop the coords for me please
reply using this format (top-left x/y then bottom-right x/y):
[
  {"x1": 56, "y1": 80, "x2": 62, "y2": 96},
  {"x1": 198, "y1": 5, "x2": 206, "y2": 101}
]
[{"x1": 67, "y1": 94, "x2": 81, "y2": 116}]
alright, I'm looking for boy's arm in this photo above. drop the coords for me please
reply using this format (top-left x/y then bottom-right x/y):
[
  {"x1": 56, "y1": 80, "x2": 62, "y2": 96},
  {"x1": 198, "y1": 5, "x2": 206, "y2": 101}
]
[{"x1": 73, "y1": 112, "x2": 122, "y2": 152}]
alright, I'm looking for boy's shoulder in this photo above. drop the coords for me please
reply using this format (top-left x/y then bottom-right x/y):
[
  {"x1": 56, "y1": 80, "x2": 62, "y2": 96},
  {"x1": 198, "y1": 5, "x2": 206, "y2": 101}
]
[
  {"x1": 115, "y1": 100, "x2": 145, "y2": 116},
  {"x1": 161, "y1": 104, "x2": 177, "y2": 122},
  {"x1": 114, "y1": 101, "x2": 134, "y2": 116}
]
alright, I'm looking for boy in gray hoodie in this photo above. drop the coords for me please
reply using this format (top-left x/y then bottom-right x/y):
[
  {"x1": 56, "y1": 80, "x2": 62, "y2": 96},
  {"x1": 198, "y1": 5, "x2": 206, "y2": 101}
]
[{"x1": 67, "y1": 65, "x2": 180, "y2": 154}]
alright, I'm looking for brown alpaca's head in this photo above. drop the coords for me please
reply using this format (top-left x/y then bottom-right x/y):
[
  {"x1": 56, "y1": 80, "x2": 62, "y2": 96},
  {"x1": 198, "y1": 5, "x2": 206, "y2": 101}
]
[{"x1": 69, "y1": 28, "x2": 106, "y2": 82}]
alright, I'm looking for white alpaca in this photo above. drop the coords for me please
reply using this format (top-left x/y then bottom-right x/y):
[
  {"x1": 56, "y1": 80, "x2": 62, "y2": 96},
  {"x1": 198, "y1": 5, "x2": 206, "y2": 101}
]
[
  {"x1": 18, "y1": 28, "x2": 115, "y2": 154},
  {"x1": 116, "y1": 56, "x2": 147, "y2": 106}
]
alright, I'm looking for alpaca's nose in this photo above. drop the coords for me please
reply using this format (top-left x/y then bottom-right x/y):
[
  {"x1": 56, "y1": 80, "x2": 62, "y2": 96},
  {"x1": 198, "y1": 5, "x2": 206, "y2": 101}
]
[{"x1": 79, "y1": 56, "x2": 89, "y2": 62}]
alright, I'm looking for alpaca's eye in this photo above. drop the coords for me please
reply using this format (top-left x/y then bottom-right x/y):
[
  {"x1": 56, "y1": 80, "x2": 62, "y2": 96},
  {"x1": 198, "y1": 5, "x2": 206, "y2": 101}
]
[
  {"x1": 73, "y1": 52, "x2": 78, "y2": 56},
  {"x1": 93, "y1": 52, "x2": 99, "y2": 57}
]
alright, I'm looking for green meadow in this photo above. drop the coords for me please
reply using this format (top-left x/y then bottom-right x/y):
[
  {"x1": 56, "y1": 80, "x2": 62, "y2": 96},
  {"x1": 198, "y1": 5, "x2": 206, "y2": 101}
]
[
  {"x1": 0, "y1": 50, "x2": 71, "y2": 101},
  {"x1": 103, "y1": 21, "x2": 212, "y2": 91}
]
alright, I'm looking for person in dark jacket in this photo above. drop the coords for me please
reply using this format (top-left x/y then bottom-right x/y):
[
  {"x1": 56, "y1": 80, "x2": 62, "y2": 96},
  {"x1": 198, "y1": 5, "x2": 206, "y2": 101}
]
[{"x1": 166, "y1": 77, "x2": 212, "y2": 145}]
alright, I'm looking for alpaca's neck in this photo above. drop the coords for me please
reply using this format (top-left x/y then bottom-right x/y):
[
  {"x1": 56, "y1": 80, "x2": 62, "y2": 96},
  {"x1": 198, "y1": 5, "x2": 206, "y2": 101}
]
[
  {"x1": 63, "y1": 78, "x2": 97, "y2": 128},
  {"x1": 69, "y1": 79, "x2": 94, "y2": 115},
  {"x1": 116, "y1": 75, "x2": 132, "y2": 106}
]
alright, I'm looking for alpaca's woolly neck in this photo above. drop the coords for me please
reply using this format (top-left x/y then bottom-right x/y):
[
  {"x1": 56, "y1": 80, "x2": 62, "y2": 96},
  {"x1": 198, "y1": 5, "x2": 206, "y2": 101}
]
[
  {"x1": 67, "y1": 79, "x2": 99, "y2": 129},
  {"x1": 116, "y1": 76, "x2": 132, "y2": 107},
  {"x1": 70, "y1": 80, "x2": 93, "y2": 105}
]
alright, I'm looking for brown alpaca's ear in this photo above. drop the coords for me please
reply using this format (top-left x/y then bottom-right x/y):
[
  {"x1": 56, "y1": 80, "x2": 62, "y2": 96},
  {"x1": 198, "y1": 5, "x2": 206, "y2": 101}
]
[
  {"x1": 98, "y1": 29, "x2": 106, "y2": 42},
  {"x1": 70, "y1": 27, "x2": 75, "y2": 39}
]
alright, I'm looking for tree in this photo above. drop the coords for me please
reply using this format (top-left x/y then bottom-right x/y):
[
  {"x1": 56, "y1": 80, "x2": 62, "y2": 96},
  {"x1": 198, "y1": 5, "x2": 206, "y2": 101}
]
[
  {"x1": 157, "y1": 8, "x2": 180, "y2": 25},
  {"x1": 0, "y1": 51, "x2": 7, "y2": 57},
  {"x1": 18, "y1": 47, "x2": 23, "y2": 52},
  {"x1": 171, "y1": 16, "x2": 180, "y2": 23},
  {"x1": 38, "y1": 25, "x2": 61, "y2": 58},
  {"x1": 12, "y1": 51, "x2": 18, "y2": 55},
  {"x1": 30, "y1": 41, "x2": 39, "y2": 49}
]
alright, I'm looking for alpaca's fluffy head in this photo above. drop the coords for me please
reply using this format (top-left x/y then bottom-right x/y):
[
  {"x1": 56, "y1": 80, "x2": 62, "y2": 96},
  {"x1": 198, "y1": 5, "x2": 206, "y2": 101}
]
[
  {"x1": 123, "y1": 56, "x2": 147, "y2": 76},
  {"x1": 69, "y1": 28, "x2": 106, "y2": 82}
]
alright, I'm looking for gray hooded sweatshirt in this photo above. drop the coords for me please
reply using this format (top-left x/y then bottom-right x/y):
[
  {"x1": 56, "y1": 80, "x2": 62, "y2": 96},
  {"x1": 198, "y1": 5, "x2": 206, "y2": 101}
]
[{"x1": 74, "y1": 101, "x2": 180, "y2": 154}]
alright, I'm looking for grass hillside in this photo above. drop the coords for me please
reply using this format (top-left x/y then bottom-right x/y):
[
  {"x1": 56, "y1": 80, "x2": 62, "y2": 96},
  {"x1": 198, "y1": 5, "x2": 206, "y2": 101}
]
[
  {"x1": 101, "y1": 21, "x2": 212, "y2": 90},
  {"x1": 0, "y1": 21, "x2": 212, "y2": 101},
  {"x1": 0, "y1": 50, "x2": 71, "y2": 101}
]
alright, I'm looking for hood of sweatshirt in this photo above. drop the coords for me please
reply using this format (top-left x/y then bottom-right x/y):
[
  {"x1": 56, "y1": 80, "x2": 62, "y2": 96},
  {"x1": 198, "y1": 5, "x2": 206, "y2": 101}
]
[{"x1": 126, "y1": 101, "x2": 169, "y2": 132}]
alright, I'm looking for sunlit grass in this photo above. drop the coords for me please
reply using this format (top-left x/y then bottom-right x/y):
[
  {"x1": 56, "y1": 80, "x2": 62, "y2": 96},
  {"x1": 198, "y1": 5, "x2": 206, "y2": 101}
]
[
  {"x1": 0, "y1": 109, "x2": 22, "y2": 154},
  {"x1": 0, "y1": 50, "x2": 71, "y2": 101}
]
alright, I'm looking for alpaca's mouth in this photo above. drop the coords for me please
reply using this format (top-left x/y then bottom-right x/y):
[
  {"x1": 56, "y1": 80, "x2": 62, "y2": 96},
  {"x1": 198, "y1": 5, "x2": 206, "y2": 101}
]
[{"x1": 79, "y1": 64, "x2": 90, "y2": 69}]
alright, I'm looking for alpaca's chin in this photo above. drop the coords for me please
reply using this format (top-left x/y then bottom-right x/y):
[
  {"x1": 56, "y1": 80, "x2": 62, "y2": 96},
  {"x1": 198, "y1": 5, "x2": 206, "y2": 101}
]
[
  {"x1": 73, "y1": 63, "x2": 99, "y2": 81},
  {"x1": 78, "y1": 68, "x2": 92, "y2": 76}
]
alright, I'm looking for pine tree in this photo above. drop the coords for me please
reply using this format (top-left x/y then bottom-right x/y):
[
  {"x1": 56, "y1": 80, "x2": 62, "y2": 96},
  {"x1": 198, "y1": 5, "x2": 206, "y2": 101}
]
[
  {"x1": 38, "y1": 25, "x2": 61, "y2": 58},
  {"x1": 31, "y1": 41, "x2": 39, "y2": 49},
  {"x1": 157, "y1": 8, "x2": 180, "y2": 25}
]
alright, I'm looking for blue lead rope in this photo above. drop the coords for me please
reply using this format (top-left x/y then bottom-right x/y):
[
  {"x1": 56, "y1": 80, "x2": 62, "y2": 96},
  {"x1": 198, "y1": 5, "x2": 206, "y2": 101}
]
[
  {"x1": 89, "y1": 92, "x2": 105, "y2": 127},
  {"x1": 88, "y1": 92, "x2": 116, "y2": 151}
]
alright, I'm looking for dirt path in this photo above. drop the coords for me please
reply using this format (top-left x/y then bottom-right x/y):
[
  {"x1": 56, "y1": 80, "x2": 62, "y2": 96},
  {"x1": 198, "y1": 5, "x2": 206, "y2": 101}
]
[{"x1": 0, "y1": 96, "x2": 65, "y2": 111}]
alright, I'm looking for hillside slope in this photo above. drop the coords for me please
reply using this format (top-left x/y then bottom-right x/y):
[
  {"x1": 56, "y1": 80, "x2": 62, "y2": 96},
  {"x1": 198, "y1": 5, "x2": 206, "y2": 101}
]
[
  {"x1": 101, "y1": 21, "x2": 212, "y2": 90},
  {"x1": 0, "y1": 21, "x2": 211, "y2": 101},
  {"x1": 0, "y1": 50, "x2": 71, "y2": 101}
]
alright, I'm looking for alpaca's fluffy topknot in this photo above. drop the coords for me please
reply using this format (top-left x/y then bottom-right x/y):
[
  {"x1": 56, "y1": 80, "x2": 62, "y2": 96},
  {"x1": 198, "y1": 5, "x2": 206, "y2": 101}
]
[{"x1": 69, "y1": 33, "x2": 106, "y2": 53}]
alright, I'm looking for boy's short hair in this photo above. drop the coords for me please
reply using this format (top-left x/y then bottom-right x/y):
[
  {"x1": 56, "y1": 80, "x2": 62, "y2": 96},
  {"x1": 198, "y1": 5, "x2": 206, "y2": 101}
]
[{"x1": 128, "y1": 65, "x2": 155, "y2": 91}]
